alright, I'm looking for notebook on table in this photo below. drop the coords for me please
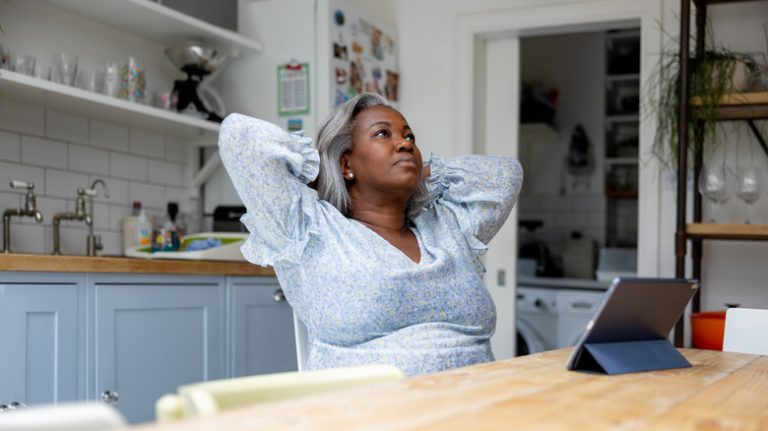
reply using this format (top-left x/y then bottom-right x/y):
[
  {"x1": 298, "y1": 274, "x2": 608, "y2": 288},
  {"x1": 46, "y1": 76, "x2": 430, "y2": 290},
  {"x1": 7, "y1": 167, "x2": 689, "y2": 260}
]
[{"x1": 566, "y1": 277, "x2": 699, "y2": 375}]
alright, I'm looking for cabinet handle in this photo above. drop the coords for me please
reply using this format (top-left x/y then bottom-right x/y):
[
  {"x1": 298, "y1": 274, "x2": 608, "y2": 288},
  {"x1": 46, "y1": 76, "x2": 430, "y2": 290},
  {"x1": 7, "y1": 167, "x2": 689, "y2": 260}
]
[
  {"x1": 101, "y1": 390, "x2": 119, "y2": 406},
  {"x1": 273, "y1": 289, "x2": 286, "y2": 303}
]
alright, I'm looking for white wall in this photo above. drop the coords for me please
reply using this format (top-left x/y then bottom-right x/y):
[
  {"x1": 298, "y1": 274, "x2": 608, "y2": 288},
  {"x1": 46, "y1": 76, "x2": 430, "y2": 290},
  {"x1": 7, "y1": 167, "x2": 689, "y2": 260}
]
[{"x1": 0, "y1": 1, "x2": 198, "y2": 255}]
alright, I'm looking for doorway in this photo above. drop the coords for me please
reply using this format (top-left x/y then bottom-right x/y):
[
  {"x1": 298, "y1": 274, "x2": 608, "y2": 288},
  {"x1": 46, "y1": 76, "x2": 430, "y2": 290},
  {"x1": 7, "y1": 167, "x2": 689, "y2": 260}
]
[{"x1": 455, "y1": 0, "x2": 663, "y2": 359}]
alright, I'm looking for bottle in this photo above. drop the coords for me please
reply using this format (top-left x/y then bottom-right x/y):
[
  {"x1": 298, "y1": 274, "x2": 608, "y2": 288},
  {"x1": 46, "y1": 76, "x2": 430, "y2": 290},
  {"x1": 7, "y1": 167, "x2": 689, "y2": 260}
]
[
  {"x1": 121, "y1": 201, "x2": 143, "y2": 254},
  {"x1": 135, "y1": 206, "x2": 152, "y2": 249},
  {"x1": 151, "y1": 202, "x2": 180, "y2": 252}
]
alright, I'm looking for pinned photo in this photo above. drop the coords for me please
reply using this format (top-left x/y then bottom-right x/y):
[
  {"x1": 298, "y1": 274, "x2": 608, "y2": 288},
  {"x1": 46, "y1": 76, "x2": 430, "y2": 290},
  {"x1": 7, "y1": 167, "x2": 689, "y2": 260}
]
[
  {"x1": 333, "y1": 43, "x2": 348, "y2": 60},
  {"x1": 385, "y1": 70, "x2": 399, "y2": 101}
]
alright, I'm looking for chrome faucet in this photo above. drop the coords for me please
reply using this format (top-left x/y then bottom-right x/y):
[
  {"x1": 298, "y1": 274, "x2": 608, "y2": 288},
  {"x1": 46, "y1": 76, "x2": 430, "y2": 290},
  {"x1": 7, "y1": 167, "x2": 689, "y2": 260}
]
[
  {"x1": 2, "y1": 181, "x2": 44, "y2": 253},
  {"x1": 52, "y1": 188, "x2": 93, "y2": 255},
  {"x1": 86, "y1": 178, "x2": 110, "y2": 256}
]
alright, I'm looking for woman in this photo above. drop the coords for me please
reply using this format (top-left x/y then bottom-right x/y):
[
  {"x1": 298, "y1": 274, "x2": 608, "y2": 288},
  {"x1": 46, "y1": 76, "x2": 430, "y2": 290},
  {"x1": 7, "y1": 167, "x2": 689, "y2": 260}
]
[{"x1": 219, "y1": 93, "x2": 522, "y2": 376}]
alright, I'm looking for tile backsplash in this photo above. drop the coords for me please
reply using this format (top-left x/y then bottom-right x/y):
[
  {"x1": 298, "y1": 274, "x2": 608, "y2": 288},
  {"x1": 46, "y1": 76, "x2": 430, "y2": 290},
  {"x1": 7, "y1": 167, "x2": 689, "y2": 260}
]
[{"x1": 0, "y1": 98, "x2": 195, "y2": 256}]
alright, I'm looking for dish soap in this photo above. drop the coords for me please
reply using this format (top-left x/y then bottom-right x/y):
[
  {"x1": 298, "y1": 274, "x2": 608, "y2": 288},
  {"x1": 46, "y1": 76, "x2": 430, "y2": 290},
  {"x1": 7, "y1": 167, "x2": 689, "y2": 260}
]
[{"x1": 135, "y1": 206, "x2": 152, "y2": 249}]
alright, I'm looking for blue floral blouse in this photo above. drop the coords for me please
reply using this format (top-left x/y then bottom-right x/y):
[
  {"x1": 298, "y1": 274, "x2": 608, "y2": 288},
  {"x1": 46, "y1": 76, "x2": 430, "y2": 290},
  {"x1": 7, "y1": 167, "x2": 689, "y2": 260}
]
[{"x1": 219, "y1": 113, "x2": 523, "y2": 376}]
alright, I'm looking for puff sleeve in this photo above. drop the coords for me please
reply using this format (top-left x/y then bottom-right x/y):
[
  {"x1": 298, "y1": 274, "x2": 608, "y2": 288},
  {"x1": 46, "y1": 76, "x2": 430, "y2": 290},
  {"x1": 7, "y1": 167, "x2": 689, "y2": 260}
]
[
  {"x1": 425, "y1": 154, "x2": 523, "y2": 255},
  {"x1": 218, "y1": 113, "x2": 320, "y2": 266}
]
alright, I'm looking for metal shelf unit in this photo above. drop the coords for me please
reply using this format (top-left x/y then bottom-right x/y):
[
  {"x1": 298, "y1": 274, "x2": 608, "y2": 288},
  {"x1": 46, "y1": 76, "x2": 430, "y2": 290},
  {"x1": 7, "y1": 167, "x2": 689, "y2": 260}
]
[{"x1": 674, "y1": 0, "x2": 768, "y2": 346}]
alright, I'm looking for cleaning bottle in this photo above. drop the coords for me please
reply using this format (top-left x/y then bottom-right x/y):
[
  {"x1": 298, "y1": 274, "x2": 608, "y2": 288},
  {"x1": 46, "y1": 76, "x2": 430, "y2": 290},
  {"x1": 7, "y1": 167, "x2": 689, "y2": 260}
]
[
  {"x1": 122, "y1": 201, "x2": 143, "y2": 253},
  {"x1": 135, "y1": 206, "x2": 152, "y2": 249}
]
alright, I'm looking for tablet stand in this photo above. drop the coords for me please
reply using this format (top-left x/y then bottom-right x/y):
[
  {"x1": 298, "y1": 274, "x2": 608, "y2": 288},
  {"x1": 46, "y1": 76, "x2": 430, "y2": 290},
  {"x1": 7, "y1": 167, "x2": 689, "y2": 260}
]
[{"x1": 572, "y1": 339, "x2": 691, "y2": 375}]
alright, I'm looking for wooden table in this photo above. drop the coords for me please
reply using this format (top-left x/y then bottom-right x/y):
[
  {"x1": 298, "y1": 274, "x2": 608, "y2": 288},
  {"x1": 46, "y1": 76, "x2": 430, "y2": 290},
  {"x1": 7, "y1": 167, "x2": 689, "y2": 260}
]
[{"x1": 136, "y1": 348, "x2": 768, "y2": 430}]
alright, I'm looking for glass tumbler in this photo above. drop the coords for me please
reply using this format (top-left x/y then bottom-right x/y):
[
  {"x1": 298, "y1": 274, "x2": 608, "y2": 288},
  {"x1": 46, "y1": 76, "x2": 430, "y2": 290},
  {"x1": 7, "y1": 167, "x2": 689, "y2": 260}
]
[
  {"x1": 103, "y1": 61, "x2": 121, "y2": 98},
  {"x1": 57, "y1": 52, "x2": 78, "y2": 86},
  {"x1": 121, "y1": 57, "x2": 145, "y2": 103}
]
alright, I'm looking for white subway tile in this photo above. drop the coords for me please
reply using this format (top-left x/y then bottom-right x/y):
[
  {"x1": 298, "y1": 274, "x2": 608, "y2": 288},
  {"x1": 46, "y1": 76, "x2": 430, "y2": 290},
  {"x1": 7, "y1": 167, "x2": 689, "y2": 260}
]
[
  {"x1": 539, "y1": 195, "x2": 571, "y2": 212},
  {"x1": 130, "y1": 182, "x2": 165, "y2": 210},
  {"x1": 0, "y1": 191, "x2": 21, "y2": 213},
  {"x1": 91, "y1": 202, "x2": 109, "y2": 230},
  {"x1": 9, "y1": 223, "x2": 45, "y2": 254},
  {"x1": 46, "y1": 110, "x2": 89, "y2": 144},
  {"x1": 89, "y1": 176, "x2": 128, "y2": 205},
  {"x1": 68, "y1": 144, "x2": 109, "y2": 175},
  {"x1": 0, "y1": 161, "x2": 45, "y2": 193},
  {"x1": 90, "y1": 120, "x2": 129, "y2": 151},
  {"x1": 571, "y1": 194, "x2": 606, "y2": 211},
  {"x1": 555, "y1": 211, "x2": 589, "y2": 230},
  {"x1": 165, "y1": 186, "x2": 190, "y2": 207},
  {"x1": 97, "y1": 230, "x2": 123, "y2": 256},
  {"x1": 129, "y1": 129, "x2": 165, "y2": 159},
  {"x1": 45, "y1": 169, "x2": 88, "y2": 199},
  {"x1": 148, "y1": 160, "x2": 182, "y2": 186},
  {"x1": 165, "y1": 136, "x2": 189, "y2": 163},
  {"x1": 56, "y1": 225, "x2": 89, "y2": 256},
  {"x1": 109, "y1": 204, "x2": 131, "y2": 231},
  {"x1": 21, "y1": 136, "x2": 68, "y2": 169},
  {"x1": 0, "y1": 131, "x2": 21, "y2": 162},
  {"x1": 0, "y1": 99, "x2": 44, "y2": 136},
  {"x1": 110, "y1": 152, "x2": 148, "y2": 181}
]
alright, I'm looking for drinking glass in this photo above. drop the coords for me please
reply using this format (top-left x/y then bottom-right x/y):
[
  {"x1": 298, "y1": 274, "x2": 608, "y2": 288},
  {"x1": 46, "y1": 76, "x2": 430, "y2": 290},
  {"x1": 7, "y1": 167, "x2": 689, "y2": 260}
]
[
  {"x1": 103, "y1": 61, "x2": 121, "y2": 98},
  {"x1": 698, "y1": 163, "x2": 729, "y2": 222},
  {"x1": 13, "y1": 55, "x2": 36, "y2": 76},
  {"x1": 57, "y1": 52, "x2": 78, "y2": 86},
  {"x1": 735, "y1": 166, "x2": 765, "y2": 224}
]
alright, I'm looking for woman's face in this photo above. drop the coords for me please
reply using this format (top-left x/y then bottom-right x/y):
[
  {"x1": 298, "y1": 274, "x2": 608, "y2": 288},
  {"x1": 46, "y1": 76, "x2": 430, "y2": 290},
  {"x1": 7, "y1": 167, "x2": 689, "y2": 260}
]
[{"x1": 342, "y1": 105, "x2": 423, "y2": 198}]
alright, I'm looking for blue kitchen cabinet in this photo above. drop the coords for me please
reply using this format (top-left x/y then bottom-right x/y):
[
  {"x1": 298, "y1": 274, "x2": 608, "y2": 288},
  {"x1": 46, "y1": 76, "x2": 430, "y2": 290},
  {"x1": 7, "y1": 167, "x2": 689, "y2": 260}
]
[
  {"x1": 0, "y1": 273, "x2": 85, "y2": 408},
  {"x1": 229, "y1": 277, "x2": 298, "y2": 377},
  {"x1": 89, "y1": 275, "x2": 226, "y2": 424}
]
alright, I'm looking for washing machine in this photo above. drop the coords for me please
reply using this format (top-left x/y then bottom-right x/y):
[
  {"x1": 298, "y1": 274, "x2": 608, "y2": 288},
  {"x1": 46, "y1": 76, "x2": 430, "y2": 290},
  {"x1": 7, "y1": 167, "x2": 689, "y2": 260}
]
[
  {"x1": 515, "y1": 286, "x2": 558, "y2": 356},
  {"x1": 556, "y1": 288, "x2": 606, "y2": 347}
]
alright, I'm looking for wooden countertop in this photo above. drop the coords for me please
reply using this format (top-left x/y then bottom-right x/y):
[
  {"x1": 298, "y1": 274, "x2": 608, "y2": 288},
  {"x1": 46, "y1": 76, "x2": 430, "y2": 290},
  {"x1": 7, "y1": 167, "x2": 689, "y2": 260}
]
[
  {"x1": 0, "y1": 253, "x2": 275, "y2": 276},
  {"x1": 135, "y1": 348, "x2": 768, "y2": 430}
]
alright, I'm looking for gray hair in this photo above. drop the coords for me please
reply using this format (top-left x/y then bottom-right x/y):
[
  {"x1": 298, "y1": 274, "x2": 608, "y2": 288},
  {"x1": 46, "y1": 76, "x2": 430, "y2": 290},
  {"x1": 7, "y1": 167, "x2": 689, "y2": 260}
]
[{"x1": 316, "y1": 92, "x2": 429, "y2": 219}]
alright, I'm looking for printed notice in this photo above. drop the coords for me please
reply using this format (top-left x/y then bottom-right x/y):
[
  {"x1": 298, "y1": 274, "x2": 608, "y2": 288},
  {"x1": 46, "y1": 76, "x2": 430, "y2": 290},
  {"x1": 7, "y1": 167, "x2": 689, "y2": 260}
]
[{"x1": 278, "y1": 62, "x2": 310, "y2": 116}]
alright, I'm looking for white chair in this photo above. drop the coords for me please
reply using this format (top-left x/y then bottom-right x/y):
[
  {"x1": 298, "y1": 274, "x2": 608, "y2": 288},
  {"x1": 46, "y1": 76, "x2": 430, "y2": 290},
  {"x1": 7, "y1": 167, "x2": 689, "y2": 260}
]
[
  {"x1": 293, "y1": 312, "x2": 309, "y2": 371},
  {"x1": 155, "y1": 364, "x2": 404, "y2": 423},
  {"x1": 723, "y1": 308, "x2": 768, "y2": 355},
  {"x1": 0, "y1": 402, "x2": 126, "y2": 431}
]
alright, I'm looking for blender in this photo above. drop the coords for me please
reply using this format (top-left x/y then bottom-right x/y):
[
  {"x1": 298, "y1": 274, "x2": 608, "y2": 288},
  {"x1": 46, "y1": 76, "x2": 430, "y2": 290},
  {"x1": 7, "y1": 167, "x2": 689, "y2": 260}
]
[{"x1": 164, "y1": 44, "x2": 229, "y2": 122}]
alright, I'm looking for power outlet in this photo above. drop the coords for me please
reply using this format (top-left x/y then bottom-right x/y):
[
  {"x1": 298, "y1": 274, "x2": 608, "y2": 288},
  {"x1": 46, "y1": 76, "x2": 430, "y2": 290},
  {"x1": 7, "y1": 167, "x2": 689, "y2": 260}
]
[{"x1": 497, "y1": 269, "x2": 506, "y2": 286}]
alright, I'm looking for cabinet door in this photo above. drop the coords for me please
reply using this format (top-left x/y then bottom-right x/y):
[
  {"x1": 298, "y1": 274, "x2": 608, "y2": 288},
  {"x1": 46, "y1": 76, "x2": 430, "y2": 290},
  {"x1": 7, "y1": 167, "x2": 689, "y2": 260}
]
[
  {"x1": 90, "y1": 275, "x2": 225, "y2": 424},
  {"x1": 229, "y1": 277, "x2": 297, "y2": 377},
  {"x1": 0, "y1": 273, "x2": 84, "y2": 407}
]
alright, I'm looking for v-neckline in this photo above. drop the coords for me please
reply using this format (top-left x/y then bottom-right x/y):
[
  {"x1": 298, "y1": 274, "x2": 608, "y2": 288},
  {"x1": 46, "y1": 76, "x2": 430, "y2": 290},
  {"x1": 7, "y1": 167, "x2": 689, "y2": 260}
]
[{"x1": 350, "y1": 219, "x2": 423, "y2": 265}]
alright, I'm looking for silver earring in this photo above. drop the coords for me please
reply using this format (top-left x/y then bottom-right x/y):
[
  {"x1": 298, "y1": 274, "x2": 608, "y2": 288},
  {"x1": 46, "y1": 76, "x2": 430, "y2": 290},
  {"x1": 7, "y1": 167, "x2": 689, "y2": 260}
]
[{"x1": 348, "y1": 172, "x2": 354, "y2": 179}]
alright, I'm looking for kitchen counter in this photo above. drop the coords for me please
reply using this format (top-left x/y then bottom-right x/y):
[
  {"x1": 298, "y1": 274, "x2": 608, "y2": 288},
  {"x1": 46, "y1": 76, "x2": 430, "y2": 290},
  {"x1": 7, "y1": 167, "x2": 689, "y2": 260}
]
[
  {"x1": 517, "y1": 275, "x2": 611, "y2": 291},
  {"x1": 0, "y1": 253, "x2": 274, "y2": 276}
]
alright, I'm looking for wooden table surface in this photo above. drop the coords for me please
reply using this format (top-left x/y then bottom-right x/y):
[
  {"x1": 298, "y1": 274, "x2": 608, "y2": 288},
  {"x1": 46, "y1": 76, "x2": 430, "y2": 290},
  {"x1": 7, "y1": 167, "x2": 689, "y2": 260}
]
[
  {"x1": 0, "y1": 253, "x2": 275, "y2": 276},
  {"x1": 136, "y1": 348, "x2": 768, "y2": 430}
]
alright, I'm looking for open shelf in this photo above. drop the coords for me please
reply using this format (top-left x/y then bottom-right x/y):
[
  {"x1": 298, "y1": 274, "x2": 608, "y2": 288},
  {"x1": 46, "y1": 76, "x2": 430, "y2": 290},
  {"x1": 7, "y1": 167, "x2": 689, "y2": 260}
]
[
  {"x1": 691, "y1": 91, "x2": 768, "y2": 120},
  {"x1": 686, "y1": 223, "x2": 768, "y2": 240},
  {"x1": 606, "y1": 74, "x2": 640, "y2": 83},
  {"x1": 40, "y1": 0, "x2": 262, "y2": 55},
  {"x1": 0, "y1": 69, "x2": 219, "y2": 142}
]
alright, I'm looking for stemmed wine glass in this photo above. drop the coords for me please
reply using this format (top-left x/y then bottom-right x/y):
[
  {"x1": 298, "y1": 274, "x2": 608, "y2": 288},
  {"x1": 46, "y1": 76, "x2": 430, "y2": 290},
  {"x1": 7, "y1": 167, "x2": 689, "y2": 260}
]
[
  {"x1": 698, "y1": 163, "x2": 729, "y2": 222},
  {"x1": 735, "y1": 166, "x2": 765, "y2": 224}
]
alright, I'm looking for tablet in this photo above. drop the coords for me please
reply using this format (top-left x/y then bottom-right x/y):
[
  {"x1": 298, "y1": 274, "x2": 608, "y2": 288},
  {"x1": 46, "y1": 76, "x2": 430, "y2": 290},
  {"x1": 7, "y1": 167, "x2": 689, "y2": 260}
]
[{"x1": 566, "y1": 277, "x2": 699, "y2": 374}]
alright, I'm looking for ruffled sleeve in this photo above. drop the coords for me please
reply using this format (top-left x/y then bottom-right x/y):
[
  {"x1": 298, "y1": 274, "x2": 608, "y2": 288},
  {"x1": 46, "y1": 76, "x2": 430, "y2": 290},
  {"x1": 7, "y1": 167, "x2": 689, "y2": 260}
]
[
  {"x1": 425, "y1": 154, "x2": 523, "y2": 256},
  {"x1": 218, "y1": 113, "x2": 320, "y2": 266}
]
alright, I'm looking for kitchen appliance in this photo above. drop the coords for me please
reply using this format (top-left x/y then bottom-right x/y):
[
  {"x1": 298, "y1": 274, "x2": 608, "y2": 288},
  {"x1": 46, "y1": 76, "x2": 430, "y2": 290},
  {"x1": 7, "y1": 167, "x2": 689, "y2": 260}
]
[
  {"x1": 213, "y1": 205, "x2": 247, "y2": 232},
  {"x1": 164, "y1": 44, "x2": 229, "y2": 122},
  {"x1": 518, "y1": 220, "x2": 560, "y2": 277}
]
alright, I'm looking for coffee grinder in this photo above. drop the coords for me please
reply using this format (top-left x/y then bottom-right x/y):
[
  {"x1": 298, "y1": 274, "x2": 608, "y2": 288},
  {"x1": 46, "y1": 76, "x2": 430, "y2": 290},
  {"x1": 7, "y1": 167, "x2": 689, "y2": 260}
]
[{"x1": 164, "y1": 44, "x2": 229, "y2": 123}]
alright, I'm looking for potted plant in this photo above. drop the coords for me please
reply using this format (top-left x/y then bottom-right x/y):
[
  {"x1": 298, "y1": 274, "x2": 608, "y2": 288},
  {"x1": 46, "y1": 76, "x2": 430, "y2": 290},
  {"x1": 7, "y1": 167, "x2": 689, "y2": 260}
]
[{"x1": 646, "y1": 37, "x2": 759, "y2": 170}]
